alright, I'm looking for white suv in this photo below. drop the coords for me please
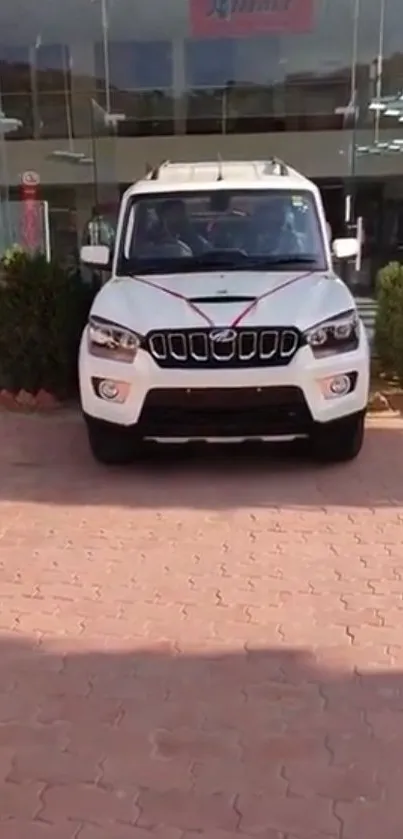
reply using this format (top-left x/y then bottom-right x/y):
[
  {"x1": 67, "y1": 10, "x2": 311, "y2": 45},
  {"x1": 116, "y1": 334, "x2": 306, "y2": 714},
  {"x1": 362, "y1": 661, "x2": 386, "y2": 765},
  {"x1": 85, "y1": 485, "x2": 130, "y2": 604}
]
[{"x1": 79, "y1": 159, "x2": 370, "y2": 465}]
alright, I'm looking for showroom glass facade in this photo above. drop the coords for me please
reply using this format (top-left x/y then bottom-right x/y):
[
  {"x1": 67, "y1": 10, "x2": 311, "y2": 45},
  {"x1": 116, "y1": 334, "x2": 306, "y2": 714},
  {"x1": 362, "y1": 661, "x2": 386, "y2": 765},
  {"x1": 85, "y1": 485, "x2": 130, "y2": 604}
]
[
  {"x1": 0, "y1": 0, "x2": 393, "y2": 140},
  {"x1": 0, "y1": 0, "x2": 402, "y2": 281}
]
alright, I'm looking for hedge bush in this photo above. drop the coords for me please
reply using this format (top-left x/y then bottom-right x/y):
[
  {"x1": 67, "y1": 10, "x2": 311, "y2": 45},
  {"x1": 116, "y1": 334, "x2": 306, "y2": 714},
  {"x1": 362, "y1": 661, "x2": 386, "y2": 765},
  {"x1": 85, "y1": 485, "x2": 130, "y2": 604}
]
[
  {"x1": 0, "y1": 248, "x2": 97, "y2": 397},
  {"x1": 375, "y1": 261, "x2": 403, "y2": 383}
]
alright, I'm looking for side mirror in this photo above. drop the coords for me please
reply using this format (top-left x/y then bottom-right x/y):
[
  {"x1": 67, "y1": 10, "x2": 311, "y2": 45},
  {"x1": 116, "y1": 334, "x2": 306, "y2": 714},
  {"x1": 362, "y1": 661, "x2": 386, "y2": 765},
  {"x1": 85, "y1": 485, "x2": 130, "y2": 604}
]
[
  {"x1": 332, "y1": 238, "x2": 359, "y2": 260},
  {"x1": 80, "y1": 244, "x2": 110, "y2": 268}
]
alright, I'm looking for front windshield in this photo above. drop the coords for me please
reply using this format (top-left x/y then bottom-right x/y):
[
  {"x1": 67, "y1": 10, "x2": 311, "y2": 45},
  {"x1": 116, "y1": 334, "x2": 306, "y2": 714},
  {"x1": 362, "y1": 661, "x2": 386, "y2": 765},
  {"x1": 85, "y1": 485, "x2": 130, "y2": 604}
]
[{"x1": 117, "y1": 188, "x2": 328, "y2": 275}]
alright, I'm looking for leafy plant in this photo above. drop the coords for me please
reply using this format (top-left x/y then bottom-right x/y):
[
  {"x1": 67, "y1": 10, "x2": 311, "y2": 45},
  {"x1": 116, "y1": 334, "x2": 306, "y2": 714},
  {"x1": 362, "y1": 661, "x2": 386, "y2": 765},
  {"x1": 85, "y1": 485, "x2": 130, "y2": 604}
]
[
  {"x1": 375, "y1": 261, "x2": 403, "y2": 383},
  {"x1": 0, "y1": 251, "x2": 96, "y2": 397}
]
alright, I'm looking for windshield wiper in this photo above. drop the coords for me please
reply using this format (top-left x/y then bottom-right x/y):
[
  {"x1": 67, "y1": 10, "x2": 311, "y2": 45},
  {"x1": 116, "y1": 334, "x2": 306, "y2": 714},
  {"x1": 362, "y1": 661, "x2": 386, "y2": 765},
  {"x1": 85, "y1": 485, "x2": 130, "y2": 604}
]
[
  {"x1": 126, "y1": 249, "x2": 250, "y2": 275},
  {"x1": 247, "y1": 255, "x2": 318, "y2": 268},
  {"x1": 187, "y1": 253, "x2": 319, "y2": 271},
  {"x1": 178, "y1": 250, "x2": 317, "y2": 272},
  {"x1": 124, "y1": 251, "x2": 319, "y2": 276}
]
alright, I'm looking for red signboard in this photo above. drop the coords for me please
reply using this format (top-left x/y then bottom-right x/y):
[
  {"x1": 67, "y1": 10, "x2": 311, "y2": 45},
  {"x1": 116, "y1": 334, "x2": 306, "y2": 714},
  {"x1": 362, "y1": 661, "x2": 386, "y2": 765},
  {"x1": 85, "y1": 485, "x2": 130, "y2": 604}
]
[{"x1": 190, "y1": 0, "x2": 314, "y2": 37}]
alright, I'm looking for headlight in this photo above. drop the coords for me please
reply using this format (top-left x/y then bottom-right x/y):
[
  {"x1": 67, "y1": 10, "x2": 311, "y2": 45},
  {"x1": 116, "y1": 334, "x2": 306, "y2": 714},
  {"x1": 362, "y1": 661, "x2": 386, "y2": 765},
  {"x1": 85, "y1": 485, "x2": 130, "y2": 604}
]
[
  {"x1": 87, "y1": 316, "x2": 141, "y2": 363},
  {"x1": 304, "y1": 310, "x2": 359, "y2": 357}
]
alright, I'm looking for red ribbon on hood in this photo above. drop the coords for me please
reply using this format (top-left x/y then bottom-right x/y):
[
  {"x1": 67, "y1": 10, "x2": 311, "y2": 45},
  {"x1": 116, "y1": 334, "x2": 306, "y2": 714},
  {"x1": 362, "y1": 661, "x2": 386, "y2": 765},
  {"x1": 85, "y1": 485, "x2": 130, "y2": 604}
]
[{"x1": 133, "y1": 270, "x2": 314, "y2": 328}]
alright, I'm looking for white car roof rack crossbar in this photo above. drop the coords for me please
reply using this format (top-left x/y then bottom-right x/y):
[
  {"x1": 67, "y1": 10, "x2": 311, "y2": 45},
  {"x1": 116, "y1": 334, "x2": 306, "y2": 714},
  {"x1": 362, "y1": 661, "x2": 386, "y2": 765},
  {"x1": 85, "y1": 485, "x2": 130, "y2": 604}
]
[{"x1": 143, "y1": 157, "x2": 293, "y2": 183}]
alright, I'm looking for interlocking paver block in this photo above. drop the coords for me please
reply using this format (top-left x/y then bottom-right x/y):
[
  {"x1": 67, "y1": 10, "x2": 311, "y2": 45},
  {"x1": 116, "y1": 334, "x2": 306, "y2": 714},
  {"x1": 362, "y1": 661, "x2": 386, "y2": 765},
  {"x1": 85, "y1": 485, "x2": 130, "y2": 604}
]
[{"x1": 0, "y1": 413, "x2": 402, "y2": 837}]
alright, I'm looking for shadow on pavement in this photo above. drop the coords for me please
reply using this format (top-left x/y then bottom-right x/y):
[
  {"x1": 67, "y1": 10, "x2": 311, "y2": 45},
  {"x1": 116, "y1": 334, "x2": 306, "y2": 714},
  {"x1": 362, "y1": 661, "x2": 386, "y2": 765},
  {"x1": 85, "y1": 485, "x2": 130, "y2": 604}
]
[
  {"x1": 0, "y1": 633, "x2": 401, "y2": 838},
  {"x1": 0, "y1": 412, "x2": 402, "y2": 509}
]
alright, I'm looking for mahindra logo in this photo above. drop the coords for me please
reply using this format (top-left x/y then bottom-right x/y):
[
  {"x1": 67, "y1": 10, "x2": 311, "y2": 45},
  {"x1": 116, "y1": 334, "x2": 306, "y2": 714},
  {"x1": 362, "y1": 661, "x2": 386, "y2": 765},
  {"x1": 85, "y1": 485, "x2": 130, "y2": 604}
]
[
  {"x1": 207, "y1": 0, "x2": 292, "y2": 17},
  {"x1": 210, "y1": 328, "x2": 237, "y2": 343}
]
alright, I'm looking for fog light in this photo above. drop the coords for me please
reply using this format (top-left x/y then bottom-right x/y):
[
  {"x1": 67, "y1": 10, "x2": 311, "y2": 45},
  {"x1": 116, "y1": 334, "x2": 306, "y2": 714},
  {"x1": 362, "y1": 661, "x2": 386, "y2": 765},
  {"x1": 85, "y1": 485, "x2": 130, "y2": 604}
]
[
  {"x1": 99, "y1": 379, "x2": 119, "y2": 400},
  {"x1": 319, "y1": 373, "x2": 355, "y2": 400},
  {"x1": 92, "y1": 378, "x2": 129, "y2": 404},
  {"x1": 329, "y1": 375, "x2": 351, "y2": 396}
]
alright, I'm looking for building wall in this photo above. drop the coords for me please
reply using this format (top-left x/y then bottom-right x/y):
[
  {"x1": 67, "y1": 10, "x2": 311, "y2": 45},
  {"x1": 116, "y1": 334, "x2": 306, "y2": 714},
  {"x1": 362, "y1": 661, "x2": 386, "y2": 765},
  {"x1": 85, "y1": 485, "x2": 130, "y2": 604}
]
[{"x1": 5, "y1": 128, "x2": 403, "y2": 187}]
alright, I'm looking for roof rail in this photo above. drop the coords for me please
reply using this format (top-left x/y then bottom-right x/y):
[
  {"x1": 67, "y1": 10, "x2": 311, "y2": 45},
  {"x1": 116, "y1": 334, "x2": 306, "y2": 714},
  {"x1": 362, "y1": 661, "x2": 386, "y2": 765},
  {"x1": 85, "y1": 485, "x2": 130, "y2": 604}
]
[
  {"x1": 145, "y1": 159, "x2": 170, "y2": 180},
  {"x1": 268, "y1": 157, "x2": 289, "y2": 176},
  {"x1": 143, "y1": 157, "x2": 293, "y2": 183}
]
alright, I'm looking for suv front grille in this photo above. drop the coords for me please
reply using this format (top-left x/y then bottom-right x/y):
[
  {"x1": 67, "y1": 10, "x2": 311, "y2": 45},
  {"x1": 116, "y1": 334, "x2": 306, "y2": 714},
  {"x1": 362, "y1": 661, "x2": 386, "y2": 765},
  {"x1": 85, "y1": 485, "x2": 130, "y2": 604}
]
[{"x1": 145, "y1": 327, "x2": 301, "y2": 369}]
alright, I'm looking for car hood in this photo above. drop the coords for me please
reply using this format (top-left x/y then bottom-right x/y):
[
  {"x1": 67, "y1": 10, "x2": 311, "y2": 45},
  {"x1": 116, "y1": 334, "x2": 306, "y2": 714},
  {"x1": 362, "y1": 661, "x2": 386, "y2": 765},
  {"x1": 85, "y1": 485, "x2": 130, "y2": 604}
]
[{"x1": 91, "y1": 270, "x2": 355, "y2": 332}]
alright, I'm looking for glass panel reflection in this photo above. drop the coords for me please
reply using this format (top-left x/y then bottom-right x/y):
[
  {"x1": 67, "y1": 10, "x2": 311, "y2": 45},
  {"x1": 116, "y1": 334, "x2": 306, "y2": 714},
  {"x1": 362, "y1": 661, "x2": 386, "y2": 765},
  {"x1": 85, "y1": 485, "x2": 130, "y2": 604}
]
[
  {"x1": 0, "y1": 0, "x2": 399, "y2": 139},
  {"x1": 95, "y1": 40, "x2": 173, "y2": 90},
  {"x1": 0, "y1": 45, "x2": 31, "y2": 93},
  {"x1": 36, "y1": 92, "x2": 69, "y2": 139},
  {"x1": 35, "y1": 44, "x2": 70, "y2": 92},
  {"x1": 1, "y1": 94, "x2": 32, "y2": 138},
  {"x1": 94, "y1": 88, "x2": 174, "y2": 136}
]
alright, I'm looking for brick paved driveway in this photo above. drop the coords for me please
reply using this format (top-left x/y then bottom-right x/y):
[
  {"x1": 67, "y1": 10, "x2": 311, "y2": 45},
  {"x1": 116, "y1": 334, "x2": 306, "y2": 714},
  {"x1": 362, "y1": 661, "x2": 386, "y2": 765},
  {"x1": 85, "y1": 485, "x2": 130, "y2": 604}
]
[{"x1": 1, "y1": 412, "x2": 403, "y2": 839}]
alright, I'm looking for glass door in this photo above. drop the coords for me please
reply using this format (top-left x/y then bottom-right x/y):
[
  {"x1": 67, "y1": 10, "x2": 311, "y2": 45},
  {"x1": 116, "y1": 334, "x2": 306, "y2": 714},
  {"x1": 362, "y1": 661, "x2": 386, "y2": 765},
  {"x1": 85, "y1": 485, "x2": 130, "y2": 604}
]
[
  {"x1": 354, "y1": 180, "x2": 384, "y2": 293},
  {"x1": 316, "y1": 180, "x2": 345, "y2": 242}
]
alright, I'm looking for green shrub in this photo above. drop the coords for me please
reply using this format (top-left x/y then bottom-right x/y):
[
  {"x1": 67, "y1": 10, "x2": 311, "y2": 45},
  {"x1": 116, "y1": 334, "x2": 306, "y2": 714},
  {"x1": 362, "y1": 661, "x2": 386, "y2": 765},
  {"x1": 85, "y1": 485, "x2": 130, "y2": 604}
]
[
  {"x1": 0, "y1": 249, "x2": 97, "y2": 397},
  {"x1": 375, "y1": 261, "x2": 403, "y2": 383}
]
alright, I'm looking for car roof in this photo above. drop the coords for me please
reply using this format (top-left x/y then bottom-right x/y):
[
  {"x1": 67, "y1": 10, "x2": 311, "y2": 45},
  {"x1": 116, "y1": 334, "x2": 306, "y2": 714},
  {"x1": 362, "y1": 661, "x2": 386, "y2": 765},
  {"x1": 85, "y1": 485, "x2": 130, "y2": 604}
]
[{"x1": 123, "y1": 159, "x2": 316, "y2": 202}]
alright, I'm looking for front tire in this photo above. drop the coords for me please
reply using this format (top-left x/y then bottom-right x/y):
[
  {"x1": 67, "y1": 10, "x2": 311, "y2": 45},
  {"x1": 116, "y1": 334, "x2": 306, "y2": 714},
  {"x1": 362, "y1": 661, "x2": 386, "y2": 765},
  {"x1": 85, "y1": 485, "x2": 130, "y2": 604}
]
[
  {"x1": 310, "y1": 411, "x2": 365, "y2": 464},
  {"x1": 85, "y1": 417, "x2": 140, "y2": 465}
]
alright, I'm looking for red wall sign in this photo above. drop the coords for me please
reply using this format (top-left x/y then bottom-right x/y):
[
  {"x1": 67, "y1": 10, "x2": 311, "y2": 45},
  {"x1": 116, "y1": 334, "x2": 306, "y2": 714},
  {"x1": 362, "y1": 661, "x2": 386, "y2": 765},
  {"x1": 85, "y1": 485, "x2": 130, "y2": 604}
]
[
  {"x1": 190, "y1": 0, "x2": 314, "y2": 37},
  {"x1": 20, "y1": 171, "x2": 41, "y2": 252}
]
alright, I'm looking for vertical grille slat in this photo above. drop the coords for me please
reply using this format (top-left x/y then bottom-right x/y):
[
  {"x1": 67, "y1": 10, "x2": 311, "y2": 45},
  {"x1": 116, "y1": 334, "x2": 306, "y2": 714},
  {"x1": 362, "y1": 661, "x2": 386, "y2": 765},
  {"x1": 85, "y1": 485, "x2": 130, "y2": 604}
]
[
  {"x1": 146, "y1": 328, "x2": 300, "y2": 368},
  {"x1": 259, "y1": 330, "x2": 278, "y2": 360},
  {"x1": 238, "y1": 331, "x2": 257, "y2": 361},
  {"x1": 168, "y1": 333, "x2": 187, "y2": 361},
  {"x1": 189, "y1": 332, "x2": 208, "y2": 361},
  {"x1": 149, "y1": 334, "x2": 167, "y2": 360},
  {"x1": 280, "y1": 330, "x2": 299, "y2": 358}
]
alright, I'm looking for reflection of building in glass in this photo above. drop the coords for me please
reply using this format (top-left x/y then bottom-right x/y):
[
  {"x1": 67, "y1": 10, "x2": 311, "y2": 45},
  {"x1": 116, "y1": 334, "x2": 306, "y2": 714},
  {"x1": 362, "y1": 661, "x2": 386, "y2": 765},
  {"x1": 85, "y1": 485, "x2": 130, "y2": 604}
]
[{"x1": 0, "y1": 0, "x2": 402, "y2": 286}]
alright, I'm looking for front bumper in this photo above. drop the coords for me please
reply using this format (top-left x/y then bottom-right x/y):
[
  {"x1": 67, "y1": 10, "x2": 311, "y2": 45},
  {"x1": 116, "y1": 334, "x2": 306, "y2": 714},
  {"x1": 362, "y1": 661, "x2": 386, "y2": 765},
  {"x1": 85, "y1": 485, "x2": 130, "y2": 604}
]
[{"x1": 79, "y1": 326, "x2": 370, "y2": 440}]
